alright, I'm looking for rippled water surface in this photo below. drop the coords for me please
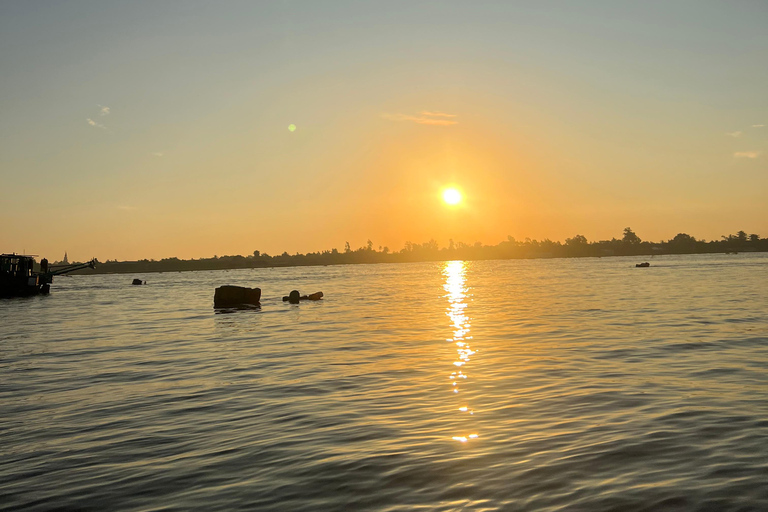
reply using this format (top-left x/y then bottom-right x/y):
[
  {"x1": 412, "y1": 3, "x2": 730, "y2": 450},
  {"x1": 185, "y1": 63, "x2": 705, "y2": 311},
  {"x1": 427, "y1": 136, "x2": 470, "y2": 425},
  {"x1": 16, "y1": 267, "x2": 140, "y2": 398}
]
[{"x1": 2, "y1": 254, "x2": 767, "y2": 511}]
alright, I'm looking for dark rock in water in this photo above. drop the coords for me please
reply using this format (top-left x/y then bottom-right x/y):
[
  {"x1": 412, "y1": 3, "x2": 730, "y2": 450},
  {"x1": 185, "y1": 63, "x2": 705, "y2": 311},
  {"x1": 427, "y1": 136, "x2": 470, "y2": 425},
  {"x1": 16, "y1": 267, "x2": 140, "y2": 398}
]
[
  {"x1": 282, "y1": 290, "x2": 323, "y2": 303},
  {"x1": 636, "y1": 262, "x2": 650, "y2": 268},
  {"x1": 132, "y1": 278, "x2": 144, "y2": 285},
  {"x1": 214, "y1": 285, "x2": 261, "y2": 307}
]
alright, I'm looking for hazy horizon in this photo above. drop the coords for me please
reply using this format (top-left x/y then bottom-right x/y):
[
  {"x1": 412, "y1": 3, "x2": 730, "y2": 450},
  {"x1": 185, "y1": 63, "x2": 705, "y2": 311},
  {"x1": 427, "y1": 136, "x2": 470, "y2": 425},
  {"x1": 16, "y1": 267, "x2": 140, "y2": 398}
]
[{"x1": 2, "y1": 1, "x2": 767, "y2": 262}]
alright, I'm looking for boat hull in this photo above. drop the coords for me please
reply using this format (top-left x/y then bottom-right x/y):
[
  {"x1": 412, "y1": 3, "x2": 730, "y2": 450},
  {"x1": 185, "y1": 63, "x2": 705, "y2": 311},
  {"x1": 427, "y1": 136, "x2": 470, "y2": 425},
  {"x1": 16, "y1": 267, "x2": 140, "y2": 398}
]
[{"x1": 0, "y1": 275, "x2": 49, "y2": 298}]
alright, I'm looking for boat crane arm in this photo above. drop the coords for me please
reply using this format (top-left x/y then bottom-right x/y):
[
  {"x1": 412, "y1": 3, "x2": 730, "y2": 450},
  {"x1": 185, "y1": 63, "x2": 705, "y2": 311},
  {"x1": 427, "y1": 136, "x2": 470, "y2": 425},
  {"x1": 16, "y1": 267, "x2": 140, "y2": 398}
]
[{"x1": 48, "y1": 259, "x2": 96, "y2": 276}]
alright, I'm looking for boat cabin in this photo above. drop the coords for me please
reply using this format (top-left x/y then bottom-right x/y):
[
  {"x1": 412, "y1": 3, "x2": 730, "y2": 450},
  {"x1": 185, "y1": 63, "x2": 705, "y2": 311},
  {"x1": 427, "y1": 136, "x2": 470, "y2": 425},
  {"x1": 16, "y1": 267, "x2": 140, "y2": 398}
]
[
  {"x1": 1, "y1": 254, "x2": 41, "y2": 297},
  {"x1": 1, "y1": 254, "x2": 35, "y2": 278}
]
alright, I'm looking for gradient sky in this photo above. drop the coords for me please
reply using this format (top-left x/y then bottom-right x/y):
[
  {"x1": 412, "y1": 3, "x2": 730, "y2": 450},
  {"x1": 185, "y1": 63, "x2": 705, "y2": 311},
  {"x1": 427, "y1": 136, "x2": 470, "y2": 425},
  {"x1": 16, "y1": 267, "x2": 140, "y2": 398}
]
[{"x1": 1, "y1": 1, "x2": 766, "y2": 261}]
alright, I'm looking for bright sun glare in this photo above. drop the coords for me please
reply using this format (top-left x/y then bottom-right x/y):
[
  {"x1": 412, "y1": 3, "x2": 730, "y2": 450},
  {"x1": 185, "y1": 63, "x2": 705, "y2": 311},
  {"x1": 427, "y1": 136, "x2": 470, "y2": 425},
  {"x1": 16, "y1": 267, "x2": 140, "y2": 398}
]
[{"x1": 443, "y1": 188, "x2": 463, "y2": 205}]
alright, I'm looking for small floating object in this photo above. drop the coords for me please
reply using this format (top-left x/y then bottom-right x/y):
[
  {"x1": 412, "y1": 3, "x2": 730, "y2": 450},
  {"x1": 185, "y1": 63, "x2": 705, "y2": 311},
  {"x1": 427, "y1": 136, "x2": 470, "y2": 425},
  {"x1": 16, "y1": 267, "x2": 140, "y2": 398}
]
[
  {"x1": 635, "y1": 262, "x2": 650, "y2": 267},
  {"x1": 214, "y1": 285, "x2": 261, "y2": 307},
  {"x1": 132, "y1": 278, "x2": 145, "y2": 285},
  {"x1": 282, "y1": 290, "x2": 323, "y2": 304}
]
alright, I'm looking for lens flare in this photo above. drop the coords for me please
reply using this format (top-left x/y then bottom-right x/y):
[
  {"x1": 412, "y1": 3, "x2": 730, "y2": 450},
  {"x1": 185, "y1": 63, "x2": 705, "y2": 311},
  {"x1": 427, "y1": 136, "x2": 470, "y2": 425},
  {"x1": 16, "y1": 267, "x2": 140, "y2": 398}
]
[{"x1": 288, "y1": 124, "x2": 296, "y2": 132}]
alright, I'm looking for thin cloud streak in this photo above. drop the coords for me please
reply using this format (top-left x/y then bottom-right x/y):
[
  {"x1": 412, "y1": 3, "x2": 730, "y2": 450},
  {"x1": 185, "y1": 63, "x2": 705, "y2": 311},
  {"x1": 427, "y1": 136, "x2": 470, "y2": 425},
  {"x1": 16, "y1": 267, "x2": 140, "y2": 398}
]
[
  {"x1": 734, "y1": 151, "x2": 761, "y2": 159},
  {"x1": 382, "y1": 113, "x2": 458, "y2": 126},
  {"x1": 753, "y1": 124, "x2": 765, "y2": 128},
  {"x1": 421, "y1": 111, "x2": 457, "y2": 118},
  {"x1": 151, "y1": 152, "x2": 164, "y2": 157},
  {"x1": 725, "y1": 131, "x2": 742, "y2": 137},
  {"x1": 99, "y1": 105, "x2": 110, "y2": 116}
]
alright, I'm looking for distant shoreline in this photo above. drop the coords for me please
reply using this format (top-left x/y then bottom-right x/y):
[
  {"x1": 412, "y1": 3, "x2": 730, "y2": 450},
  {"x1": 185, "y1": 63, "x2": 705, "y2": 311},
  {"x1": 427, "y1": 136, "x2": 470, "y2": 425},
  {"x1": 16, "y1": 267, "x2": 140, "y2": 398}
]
[
  {"x1": 51, "y1": 229, "x2": 766, "y2": 275},
  {"x1": 73, "y1": 248, "x2": 766, "y2": 276}
]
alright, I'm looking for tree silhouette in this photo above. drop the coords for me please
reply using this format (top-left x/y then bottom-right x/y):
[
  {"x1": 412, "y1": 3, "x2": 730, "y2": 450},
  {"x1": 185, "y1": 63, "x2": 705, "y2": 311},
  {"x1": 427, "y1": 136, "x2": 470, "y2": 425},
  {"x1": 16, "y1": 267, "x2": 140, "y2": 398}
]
[
  {"x1": 622, "y1": 227, "x2": 641, "y2": 244},
  {"x1": 565, "y1": 234, "x2": 588, "y2": 245},
  {"x1": 564, "y1": 234, "x2": 588, "y2": 256},
  {"x1": 668, "y1": 233, "x2": 697, "y2": 253}
]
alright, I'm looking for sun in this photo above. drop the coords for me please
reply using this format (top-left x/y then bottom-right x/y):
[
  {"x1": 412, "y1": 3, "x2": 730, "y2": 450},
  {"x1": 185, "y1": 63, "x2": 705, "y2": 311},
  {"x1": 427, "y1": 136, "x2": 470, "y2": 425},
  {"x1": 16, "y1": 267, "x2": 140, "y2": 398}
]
[{"x1": 442, "y1": 187, "x2": 463, "y2": 205}]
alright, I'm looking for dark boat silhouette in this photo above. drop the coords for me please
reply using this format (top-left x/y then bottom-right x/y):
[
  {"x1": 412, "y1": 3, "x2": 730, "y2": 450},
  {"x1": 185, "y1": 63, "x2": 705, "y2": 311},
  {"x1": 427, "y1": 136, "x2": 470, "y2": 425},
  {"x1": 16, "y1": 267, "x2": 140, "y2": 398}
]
[{"x1": 1, "y1": 253, "x2": 95, "y2": 297}]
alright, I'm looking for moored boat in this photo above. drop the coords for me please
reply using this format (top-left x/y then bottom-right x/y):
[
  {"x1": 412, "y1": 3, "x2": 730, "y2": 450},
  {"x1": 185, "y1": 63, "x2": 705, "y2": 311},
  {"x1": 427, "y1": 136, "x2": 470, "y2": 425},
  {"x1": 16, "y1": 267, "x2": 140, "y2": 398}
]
[{"x1": 1, "y1": 253, "x2": 95, "y2": 297}]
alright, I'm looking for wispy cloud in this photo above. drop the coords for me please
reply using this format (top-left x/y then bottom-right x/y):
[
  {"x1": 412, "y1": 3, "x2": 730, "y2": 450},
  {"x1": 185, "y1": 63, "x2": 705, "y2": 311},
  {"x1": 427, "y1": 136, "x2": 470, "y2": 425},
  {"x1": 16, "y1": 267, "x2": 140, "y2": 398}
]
[
  {"x1": 726, "y1": 131, "x2": 742, "y2": 137},
  {"x1": 98, "y1": 105, "x2": 110, "y2": 116},
  {"x1": 150, "y1": 152, "x2": 164, "y2": 157},
  {"x1": 382, "y1": 112, "x2": 458, "y2": 126},
  {"x1": 86, "y1": 118, "x2": 106, "y2": 129},
  {"x1": 420, "y1": 111, "x2": 457, "y2": 118},
  {"x1": 734, "y1": 151, "x2": 761, "y2": 159},
  {"x1": 753, "y1": 124, "x2": 765, "y2": 128}
]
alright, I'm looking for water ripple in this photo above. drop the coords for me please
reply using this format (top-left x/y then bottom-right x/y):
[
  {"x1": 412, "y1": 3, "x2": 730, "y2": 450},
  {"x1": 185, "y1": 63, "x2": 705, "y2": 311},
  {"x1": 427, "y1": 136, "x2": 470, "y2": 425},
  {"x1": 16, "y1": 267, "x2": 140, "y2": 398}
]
[{"x1": 1, "y1": 254, "x2": 767, "y2": 511}]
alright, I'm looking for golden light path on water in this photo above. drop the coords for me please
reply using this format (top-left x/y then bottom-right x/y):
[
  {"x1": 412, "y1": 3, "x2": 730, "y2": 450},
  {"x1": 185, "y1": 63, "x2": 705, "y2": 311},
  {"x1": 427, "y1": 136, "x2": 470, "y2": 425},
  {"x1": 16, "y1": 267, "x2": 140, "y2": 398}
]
[{"x1": 443, "y1": 261, "x2": 478, "y2": 443}]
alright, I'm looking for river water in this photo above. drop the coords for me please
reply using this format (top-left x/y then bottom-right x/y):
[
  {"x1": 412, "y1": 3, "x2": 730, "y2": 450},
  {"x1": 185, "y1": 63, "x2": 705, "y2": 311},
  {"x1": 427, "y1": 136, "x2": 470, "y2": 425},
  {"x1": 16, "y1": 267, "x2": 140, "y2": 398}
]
[{"x1": 1, "y1": 254, "x2": 767, "y2": 511}]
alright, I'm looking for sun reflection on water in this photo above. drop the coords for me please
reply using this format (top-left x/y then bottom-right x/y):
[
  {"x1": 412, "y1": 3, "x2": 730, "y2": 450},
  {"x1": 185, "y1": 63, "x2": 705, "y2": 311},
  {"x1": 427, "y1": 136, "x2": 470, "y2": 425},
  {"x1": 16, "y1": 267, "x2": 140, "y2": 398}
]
[{"x1": 443, "y1": 260, "x2": 478, "y2": 443}]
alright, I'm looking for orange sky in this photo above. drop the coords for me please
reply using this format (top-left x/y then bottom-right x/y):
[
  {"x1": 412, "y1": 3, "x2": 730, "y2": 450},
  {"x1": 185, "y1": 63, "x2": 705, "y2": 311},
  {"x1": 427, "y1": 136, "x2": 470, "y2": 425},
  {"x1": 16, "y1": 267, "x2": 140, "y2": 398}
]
[{"x1": 1, "y1": 2, "x2": 766, "y2": 261}]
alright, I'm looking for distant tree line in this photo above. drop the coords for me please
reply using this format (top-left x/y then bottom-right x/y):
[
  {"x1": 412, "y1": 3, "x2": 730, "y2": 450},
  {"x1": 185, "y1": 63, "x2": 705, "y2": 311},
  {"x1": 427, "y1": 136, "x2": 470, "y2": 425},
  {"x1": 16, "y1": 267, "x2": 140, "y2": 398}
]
[{"x1": 70, "y1": 228, "x2": 767, "y2": 275}]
